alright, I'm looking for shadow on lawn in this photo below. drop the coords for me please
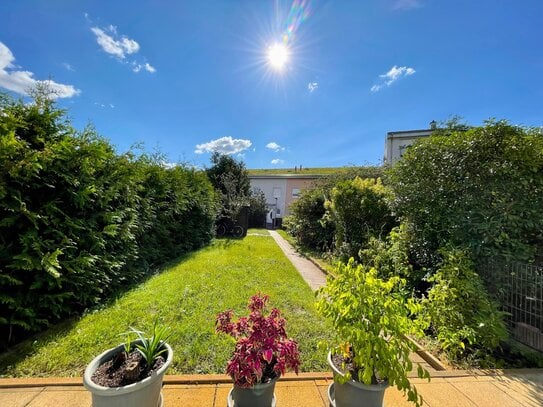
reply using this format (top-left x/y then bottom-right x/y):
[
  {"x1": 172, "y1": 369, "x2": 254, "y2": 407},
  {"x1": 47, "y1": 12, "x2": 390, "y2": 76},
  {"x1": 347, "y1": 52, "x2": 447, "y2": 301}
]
[
  {"x1": 0, "y1": 250, "x2": 200, "y2": 376},
  {"x1": 214, "y1": 236, "x2": 244, "y2": 249}
]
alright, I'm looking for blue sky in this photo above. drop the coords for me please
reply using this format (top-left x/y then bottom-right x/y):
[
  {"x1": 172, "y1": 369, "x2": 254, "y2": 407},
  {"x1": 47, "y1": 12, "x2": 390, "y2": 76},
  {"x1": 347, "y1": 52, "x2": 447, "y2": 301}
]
[{"x1": 1, "y1": 1, "x2": 542, "y2": 168}]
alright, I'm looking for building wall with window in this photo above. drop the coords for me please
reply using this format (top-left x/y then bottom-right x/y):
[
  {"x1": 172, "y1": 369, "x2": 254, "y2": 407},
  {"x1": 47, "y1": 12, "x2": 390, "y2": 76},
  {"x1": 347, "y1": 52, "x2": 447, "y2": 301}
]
[
  {"x1": 249, "y1": 175, "x2": 322, "y2": 220},
  {"x1": 285, "y1": 178, "x2": 318, "y2": 212},
  {"x1": 384, "y1": 129, "x2": 433, "y2": 165}
]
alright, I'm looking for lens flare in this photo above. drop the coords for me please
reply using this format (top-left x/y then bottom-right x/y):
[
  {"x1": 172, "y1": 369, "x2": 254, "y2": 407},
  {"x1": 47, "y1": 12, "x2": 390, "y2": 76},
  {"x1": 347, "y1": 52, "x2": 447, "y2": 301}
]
[{"x1": 267, "y1": 43, "x2": 289, "y2": 70}]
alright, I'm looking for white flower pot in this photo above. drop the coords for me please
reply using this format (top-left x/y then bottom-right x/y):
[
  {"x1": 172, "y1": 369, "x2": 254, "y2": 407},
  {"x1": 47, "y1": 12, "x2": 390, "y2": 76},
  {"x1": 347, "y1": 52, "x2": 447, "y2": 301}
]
[{"x1": 83, "y1": 341, "x2": 173, "y2": 407}]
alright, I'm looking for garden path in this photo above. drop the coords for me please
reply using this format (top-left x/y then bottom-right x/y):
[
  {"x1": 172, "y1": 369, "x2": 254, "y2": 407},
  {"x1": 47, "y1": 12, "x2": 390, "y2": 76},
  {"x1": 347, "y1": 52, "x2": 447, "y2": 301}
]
[
  {"x1": 268, "y1": 230, "x2": 327, "y2": 291},
  {"x1": 268, "y1": 229, "x2": 443, "y2": 373}
]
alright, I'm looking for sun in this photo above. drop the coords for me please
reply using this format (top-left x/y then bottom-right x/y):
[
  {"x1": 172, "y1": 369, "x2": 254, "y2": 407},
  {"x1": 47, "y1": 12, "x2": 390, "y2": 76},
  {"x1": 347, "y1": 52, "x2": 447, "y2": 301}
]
[{"x1": 267, "y1": 43, "x2": 289, "y2": 70}]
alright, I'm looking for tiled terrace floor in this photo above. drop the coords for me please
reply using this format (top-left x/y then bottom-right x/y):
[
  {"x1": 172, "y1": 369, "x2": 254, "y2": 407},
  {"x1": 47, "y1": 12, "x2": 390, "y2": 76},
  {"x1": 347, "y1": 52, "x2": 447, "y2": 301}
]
[{"x1": 1, "y1": 370, "x2": 542, "y2": 407}]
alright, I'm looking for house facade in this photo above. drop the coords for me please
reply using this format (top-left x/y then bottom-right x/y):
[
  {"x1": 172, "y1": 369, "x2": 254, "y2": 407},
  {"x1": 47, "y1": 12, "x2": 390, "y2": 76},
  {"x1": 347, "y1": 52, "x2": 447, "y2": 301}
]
[
  {"x1": 384, "y1": 128, "x2": 433, "y2": 165},
  {"x1": 248, "y1": 174, "x2": 322, "y2": 226}
]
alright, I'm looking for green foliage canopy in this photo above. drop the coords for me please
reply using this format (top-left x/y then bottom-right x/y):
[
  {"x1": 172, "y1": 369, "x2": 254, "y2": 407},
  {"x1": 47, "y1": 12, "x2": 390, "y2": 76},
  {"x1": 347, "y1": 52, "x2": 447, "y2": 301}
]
[
  {"x1": 387, "y1": 120, "x2": 543, "y2": 264},
  {"x1": 0, "y1": 92, "x2": 216, "y2": 346},
  {"x1": 206, "y1": 152, "x2": 250, "y2": 219},
  {"x1": 325, "y1": 177, "x2": 396, "y2": 261},
  {"x1": 284, "y1": 186, "x2": 334, "y2": 252},
  {"x1": 422, "y1": 248, "x2": 508, "y2": 361}
]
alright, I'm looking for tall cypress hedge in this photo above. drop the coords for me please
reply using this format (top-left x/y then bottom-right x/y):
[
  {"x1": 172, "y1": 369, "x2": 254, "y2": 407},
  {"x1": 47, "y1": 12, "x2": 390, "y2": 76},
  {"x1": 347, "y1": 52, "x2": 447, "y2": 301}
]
[{"x1": 0, "y1": 93, "x2": 216, "y2": 346}]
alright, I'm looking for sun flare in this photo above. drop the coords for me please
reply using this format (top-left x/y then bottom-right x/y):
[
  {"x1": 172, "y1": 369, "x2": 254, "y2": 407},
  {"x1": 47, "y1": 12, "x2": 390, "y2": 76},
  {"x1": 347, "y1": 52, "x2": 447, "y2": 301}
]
[{"x1": 267, "y1": 43, "x2": 289, "y2": 70}]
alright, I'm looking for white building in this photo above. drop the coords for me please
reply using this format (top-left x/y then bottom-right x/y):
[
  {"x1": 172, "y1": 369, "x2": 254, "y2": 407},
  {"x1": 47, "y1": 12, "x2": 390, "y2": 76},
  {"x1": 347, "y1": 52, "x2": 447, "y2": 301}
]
[
  {"x1": 248, "y1": 174, "x2": 322, "y2": 226},
  {"x1": 384, "y1": 127, "x2": 434, "y2": 165}
]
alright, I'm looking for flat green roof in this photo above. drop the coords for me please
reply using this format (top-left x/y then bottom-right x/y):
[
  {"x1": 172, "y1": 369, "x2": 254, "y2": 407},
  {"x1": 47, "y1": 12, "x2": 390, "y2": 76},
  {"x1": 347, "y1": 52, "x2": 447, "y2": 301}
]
[{"x1": 247, "y1": 167, "x2": 362, "y2": 176}]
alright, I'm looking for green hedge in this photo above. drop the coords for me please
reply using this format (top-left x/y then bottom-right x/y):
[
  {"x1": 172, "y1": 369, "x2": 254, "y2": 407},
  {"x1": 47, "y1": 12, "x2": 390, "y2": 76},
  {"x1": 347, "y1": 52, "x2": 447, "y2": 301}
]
[
  {"x1": 387, "y1": 120, "x2": 543, "y2": 266},
  {"x1": 0, "y1": 94, "x2": 216, "y2": 346}
]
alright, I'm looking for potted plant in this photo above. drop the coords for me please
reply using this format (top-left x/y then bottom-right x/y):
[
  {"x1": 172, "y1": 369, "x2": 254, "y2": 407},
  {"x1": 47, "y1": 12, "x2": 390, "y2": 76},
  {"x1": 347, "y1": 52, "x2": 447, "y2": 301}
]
[
  {"x1": 316, "y1": 259, "x2": 430, "y2": 407},
  {"x1": 216, "y1": 293, "x2": 301, "y2": 407},
  {"x1": 83, "y1": 321, "x2": 173, "y2": 407}
]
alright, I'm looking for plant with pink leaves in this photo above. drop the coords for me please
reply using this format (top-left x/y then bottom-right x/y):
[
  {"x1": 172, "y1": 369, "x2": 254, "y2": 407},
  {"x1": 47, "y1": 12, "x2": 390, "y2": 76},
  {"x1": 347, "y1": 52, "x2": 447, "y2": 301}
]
[{"x1": 216, "y1": 293, "x2": 301, "y2": 389}]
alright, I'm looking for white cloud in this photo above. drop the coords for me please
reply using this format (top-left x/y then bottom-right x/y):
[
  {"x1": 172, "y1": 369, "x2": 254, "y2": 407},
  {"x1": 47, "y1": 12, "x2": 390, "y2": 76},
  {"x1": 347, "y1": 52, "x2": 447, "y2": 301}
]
[
  {"x1": 62, "y1": 62, "x2": 75, "y2": 71},
  {"x1": 94, "y1": 101, "x2": 115, "y2": 108},
  {"x1": 91, "y1": 26, "x2": 140, "y2": 59},
  {"x1": 0, "y1": 42, "x2": 80, "y2": 99},
  {"x1": 90, "y1": 24, "x2": 155, "y2": 73},
  {"x1": 143, "y1": 63, "x2": 156, "y2": 73},
  {"x1": 195, "y1": 136, "x2": 252, "y2": 155},
  {"x1": 308, "y1": 82, "x2": 318, "y2": 92},
  {"x1": 271, "y1": 159, "x2": 285, "y2": 165},
  {"x1": 370, "y1": 65, "x2": 415, "y2": 92},
  {"x1": 266, "y1": 142, "x2": 285, "y2": 152},
  {"x1": 393, "y1": 0, "x2": 422, "y2": 10},
  {"x1": 132, "y1": 62, "x2": 156, "y2": 73}
]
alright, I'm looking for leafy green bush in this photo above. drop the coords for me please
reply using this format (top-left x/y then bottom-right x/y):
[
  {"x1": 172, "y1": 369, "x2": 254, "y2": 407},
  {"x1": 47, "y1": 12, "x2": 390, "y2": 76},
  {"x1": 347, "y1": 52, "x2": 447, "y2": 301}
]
[
  {"x1": 316, "y1": 259, "x2": 429, "y2": 406},
  {"x1": 387, "y1": 120, "x2": 543, "y2": 266},
  {"x1": 283, "y1": 186, "x2": 334, "y2": 252},
  {"x1": 325, "y1": 177, "x2": 396, "y2": 261},
  {"x1": 0, "y1": 93, "x2": 216, "y2": 346},
  {"x1": 135, "y1": 160, "x2": 216, "y2": 267},
  {"x1": 359, "y1": 224, "x2": 429, "y2": 293},
  {"x1": 206, "y1": 152, "x2": 250, "y2": 221},
  {"x1": 422, "y1": 248, "x2": 508, "y2": 361},
  {"x1": 247, "y1": 188, "x2": 267, "y2": 228}
]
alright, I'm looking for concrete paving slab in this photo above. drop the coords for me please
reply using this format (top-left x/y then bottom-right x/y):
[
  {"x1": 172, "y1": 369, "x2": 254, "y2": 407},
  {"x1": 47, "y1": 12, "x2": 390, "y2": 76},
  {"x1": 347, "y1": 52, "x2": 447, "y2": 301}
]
[
  {"x1": 411, "y1": 382, "x2": 477, "y2": 407},
  {"x1": 449, "y1": 381, "x2": 524, "y2": 407},
  {"x1": 0, "y1": 388, "x2": 43, "y2": 407},
  {"x1": 491, "y1": 376, "x2": 543, "y2": 407},
  {"x1": 385, "y1": 387, "x2": 431, "y2": 407},
  {"x1": 163, "y1": 384, "x2": 215, "y2": 407},
  {"x1": 275, "y1": 383, "x2": 327, "y2": 407},
  {"x1": 268, "y1": 230, "x2": 327, "y2": 291},
  {"x1": 26, "y1": 387, "x2": 91, "y2": 407},
  {"x1": 214, "y1": 385, "x2": 231, "y2": 407}
]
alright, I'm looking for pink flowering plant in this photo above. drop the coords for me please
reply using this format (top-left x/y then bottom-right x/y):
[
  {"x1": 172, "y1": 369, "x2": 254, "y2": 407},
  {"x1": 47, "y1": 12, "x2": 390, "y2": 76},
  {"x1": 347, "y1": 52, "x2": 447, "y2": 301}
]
[{"x1": 215, "y1": 293, "x2": 301, "y2": 388}]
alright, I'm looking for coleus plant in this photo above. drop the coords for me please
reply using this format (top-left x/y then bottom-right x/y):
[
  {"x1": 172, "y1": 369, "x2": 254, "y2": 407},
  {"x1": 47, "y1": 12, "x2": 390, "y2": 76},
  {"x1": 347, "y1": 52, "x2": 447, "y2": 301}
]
[{"x1": 216, "y1": 293, "x2": 301, "y2": 388}]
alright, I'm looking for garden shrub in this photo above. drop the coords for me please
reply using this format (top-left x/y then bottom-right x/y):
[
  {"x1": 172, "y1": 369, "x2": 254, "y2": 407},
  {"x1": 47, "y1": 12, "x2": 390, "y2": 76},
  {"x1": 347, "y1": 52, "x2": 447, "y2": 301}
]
[
  {"x1": 387, "y1": 120, "x2": 543, "y2": 266},
  {"x1": 135, "y1": 160, "x2": 216, "y2": 268},
  {"x1": 283, "y1": 186, "x2": 334, "y2": 252},
  {"x1": 422, "y1": 248, "x2": 508, "y2": 362},
  {"x1": 359, "y1": 224, "x2": 427, "y2": 293},
  {"x1": 206, "y1": 152, "x2": 250, "y2": 222},
  {"x1": 0, "y1": 92, "x2": 216, "y2": 346},
  {"x1": 325, "y1": 177, "x2": 396, "y2": 261},
  {"x1": 247, "y1": 188, "x2": 267, "y2": 228}
]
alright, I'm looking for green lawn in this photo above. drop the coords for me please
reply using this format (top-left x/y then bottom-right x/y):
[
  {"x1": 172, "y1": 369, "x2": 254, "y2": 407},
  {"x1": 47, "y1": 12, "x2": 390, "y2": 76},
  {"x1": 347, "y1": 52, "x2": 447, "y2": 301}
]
[
  {"x1": 0, "y1": 232, "x2": 332, "y2": 377},
  {"x1": 276, "y1": 229, "x2": 337, "y2": 275}
]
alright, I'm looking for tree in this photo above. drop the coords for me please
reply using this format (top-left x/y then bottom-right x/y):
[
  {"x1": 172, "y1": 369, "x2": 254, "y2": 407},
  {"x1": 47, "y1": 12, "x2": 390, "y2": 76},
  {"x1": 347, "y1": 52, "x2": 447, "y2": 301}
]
[
  {"x1": 247, "y1": 188, "x2": 267, "y2": 228},
  {"x1": 206, "y1": 152, "x2": 250, "y2": 219},
  {"x1": 387, "y1": 120, "x2": 543, "y2": 265},
  {"x1": 325, "y1": 177, "x2": 396, "y2": 261}
]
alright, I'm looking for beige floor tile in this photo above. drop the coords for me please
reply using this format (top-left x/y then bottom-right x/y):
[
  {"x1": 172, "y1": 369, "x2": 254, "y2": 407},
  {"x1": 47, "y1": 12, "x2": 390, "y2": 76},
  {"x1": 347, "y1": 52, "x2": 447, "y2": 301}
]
[
  {"x1": 214, "y1": 386, "x2": 231, "y2": 406},
  {"x1": 163, "y1": 385, "x2": 215, "y2": 407},
  {"x1": 317, "y1": 384, "x2": 330, "y2": 405},
  {"x1": 26, "y1": 389, "x2": 91, "y2": 407},
  {"x1": 491, "y1": 377, "x2": 543, "y2": 407},
  {"x1": 275, "y1": 384, "x2": 327, "y2": 407},
  {"x1": 385, "y1": 387, "x2": 431, "y2": 407},
  {"x1": 412, "y1": 382, "x2": 476, "y2": 407},
  {"x1": 449, "y1": 381, "x2": 524, "y2": 407},
  {"x1": 0, "y1": 389, "x2": 43, "y2": 407}
]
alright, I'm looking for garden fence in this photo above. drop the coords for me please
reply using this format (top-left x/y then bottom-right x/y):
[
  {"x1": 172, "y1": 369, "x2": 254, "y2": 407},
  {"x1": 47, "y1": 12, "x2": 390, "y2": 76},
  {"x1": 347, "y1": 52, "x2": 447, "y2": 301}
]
[{"x1": 479, "y1": 258, "x2": 543, "y2": 352}]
